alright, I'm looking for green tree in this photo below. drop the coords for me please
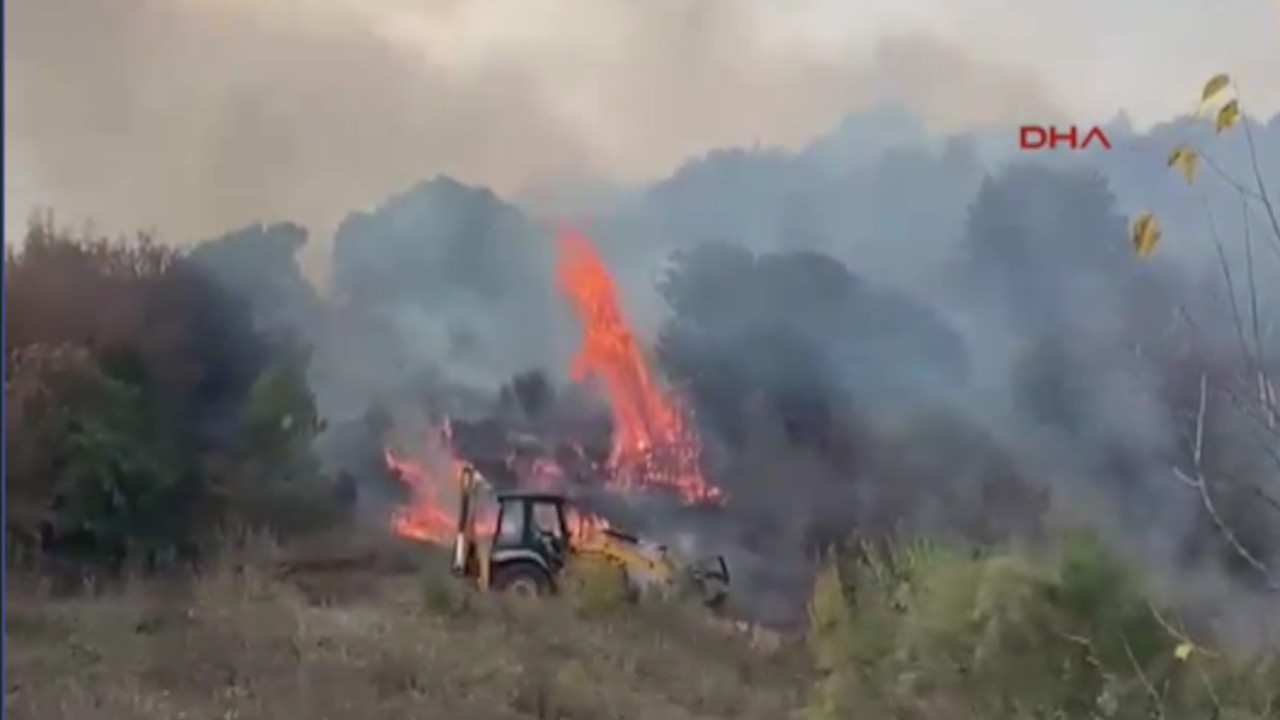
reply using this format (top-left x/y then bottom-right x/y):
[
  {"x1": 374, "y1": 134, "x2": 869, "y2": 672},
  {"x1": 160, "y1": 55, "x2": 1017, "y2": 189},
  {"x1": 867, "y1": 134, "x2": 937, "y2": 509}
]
[{"x1": 5, "y1": 220, "x2": 335, "y2": 571}]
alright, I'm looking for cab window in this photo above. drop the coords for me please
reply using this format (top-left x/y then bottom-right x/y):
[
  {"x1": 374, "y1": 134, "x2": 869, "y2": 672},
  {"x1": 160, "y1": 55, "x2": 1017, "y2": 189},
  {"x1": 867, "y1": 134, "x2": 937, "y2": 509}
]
[
  {"x1": 531, "y1": 502, "x2": 565, "y2": 541},
  {"x1": 496, "y1": 503, "x2": 525, "y2": 544}
]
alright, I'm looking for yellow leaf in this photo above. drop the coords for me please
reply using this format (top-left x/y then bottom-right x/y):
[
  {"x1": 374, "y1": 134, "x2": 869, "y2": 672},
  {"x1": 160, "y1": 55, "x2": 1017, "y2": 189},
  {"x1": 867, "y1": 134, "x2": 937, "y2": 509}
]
[
  {"x1": 1215, "y1": 100, "x2": 1240, "y2": 133},
  {"x1": 1130, "y1": 212, "x2": 1162, "y2": 258},
  {"x1": 1174, "y1": 642, "x2": 1194, "y2": 660},
  {"x1": 1166, "y1": 145, "x2": 1199, "y2": 184},
  {"x1": 1200, "y1": 73, "x2": 1232, "y2": 104}
]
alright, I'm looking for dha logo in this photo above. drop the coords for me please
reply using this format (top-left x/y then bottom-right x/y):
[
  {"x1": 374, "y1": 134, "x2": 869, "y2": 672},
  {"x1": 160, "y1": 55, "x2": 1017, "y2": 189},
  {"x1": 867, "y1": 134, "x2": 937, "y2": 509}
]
[{"x1": 1018, "y1": 125, "x2": 1112, "y2": 151}]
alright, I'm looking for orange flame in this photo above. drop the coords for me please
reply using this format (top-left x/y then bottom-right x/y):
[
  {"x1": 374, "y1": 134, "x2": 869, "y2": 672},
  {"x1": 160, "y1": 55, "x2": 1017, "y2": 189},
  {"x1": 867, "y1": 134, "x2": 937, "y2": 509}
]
[
  {"x1": 384, "y1": 225, "x2": 722, "y2": 546},
  {"x1": 567, "y1": 508, "x2": 612, "y2": 538},
  {"x1": 384, "y1": 445, "x2": 466, "y2": 544},
  {"x1": 385, "y1": 426, "x2": 611, "y2": 546},
  {"x1": 555, "y1": 226, "x2": 721, "y2": 503}
]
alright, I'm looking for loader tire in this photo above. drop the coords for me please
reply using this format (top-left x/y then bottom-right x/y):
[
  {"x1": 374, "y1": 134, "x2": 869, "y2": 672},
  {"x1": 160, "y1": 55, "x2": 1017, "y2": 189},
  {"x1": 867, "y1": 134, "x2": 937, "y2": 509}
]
[{"x1": 491, "y1": 563, "x2": 552, "y2": 599}]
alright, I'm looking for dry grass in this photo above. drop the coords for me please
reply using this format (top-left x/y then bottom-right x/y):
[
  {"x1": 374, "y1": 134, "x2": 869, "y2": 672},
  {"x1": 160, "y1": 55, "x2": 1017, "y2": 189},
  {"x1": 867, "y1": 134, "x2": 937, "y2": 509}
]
[{"x1": 3, "y1": 553, "x2": 808, "y2": 720}]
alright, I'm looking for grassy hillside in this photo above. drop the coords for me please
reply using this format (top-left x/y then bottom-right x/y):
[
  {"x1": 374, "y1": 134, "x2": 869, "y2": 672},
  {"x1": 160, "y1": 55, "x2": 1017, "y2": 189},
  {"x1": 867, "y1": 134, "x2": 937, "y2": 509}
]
[
  {"x1": 3, "y1": 549, "x2": 807, "y2": 720},
  {"x1": 8, "y1": 535, "x2": 1279, "y2": 720}
]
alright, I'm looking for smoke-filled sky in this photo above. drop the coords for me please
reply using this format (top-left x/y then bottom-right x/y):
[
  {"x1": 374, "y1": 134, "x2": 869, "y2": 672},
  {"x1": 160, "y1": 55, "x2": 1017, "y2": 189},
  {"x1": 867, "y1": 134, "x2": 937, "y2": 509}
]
[{"x1": 4, "y1": 0, "x2": 1277, "y2": 272}]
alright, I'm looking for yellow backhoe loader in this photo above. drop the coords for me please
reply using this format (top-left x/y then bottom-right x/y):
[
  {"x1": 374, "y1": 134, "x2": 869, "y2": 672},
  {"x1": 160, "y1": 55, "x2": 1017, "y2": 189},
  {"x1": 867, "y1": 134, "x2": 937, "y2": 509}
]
[{"x1": 450, "y1": 464, "x2": 730, "y2": 609}]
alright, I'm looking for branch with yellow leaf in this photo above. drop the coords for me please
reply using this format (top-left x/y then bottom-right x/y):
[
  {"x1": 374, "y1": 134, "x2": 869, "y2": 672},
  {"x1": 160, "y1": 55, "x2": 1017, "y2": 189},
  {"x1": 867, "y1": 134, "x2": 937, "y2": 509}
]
[
  {"x1": 1131, "y1": 73, "x2": 1280, "y2": 594},
  {"x1": 1129, "y1": 73, "x2": 1278, "y2": 259}
]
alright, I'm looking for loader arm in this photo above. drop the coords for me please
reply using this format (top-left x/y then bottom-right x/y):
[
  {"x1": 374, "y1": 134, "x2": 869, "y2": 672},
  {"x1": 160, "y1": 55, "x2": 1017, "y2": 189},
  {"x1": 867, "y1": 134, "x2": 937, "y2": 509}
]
[{"x1": 451, "y1": 464, "x2": 492, "y2": 586}]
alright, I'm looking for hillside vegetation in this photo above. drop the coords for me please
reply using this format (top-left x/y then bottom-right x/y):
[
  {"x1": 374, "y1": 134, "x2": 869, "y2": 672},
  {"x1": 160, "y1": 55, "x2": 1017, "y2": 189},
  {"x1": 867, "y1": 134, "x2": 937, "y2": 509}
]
[
  {"x1": 4, "y1": 548, "x2": 806, "y2": 720},
  {"x1": 6, "y1": 537, "x2": 1278, "y2": 720},
  {"x1": 7, "y1": 215, "x2": 1280, "y2": 720},
  {"x1": 7, "y1": 91, "x2": 1280, "y2": 717}
]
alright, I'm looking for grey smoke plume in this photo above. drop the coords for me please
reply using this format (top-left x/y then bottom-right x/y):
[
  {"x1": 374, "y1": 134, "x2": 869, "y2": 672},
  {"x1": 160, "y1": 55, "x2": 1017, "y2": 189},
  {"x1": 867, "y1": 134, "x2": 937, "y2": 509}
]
[
  {"x1": 3, "y1": 0, "x2": 1069, "y2": 272},
  {"x1": 6, "y1": 0, "x2": 1280, "y2": 640}
]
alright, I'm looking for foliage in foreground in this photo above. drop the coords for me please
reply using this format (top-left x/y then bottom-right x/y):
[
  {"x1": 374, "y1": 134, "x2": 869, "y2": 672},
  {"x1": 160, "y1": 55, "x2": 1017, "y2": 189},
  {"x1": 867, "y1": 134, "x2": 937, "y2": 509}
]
[{"x1": 809, "y1": 535, "x2": 1280, "y2": 720}]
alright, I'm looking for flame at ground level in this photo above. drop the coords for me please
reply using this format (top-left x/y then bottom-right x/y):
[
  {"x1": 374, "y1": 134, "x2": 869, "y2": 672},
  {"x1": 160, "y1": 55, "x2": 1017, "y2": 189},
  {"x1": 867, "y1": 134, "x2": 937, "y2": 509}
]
[
  {"x1": 385, "y1": 445, "x2": 611, "y2": 547},
  {"x1": 384, "y1": 448, "x2": 459, "y2": 544},
  {"x1": 384, "y1": 225, "x2": 722, "y2": 546}
]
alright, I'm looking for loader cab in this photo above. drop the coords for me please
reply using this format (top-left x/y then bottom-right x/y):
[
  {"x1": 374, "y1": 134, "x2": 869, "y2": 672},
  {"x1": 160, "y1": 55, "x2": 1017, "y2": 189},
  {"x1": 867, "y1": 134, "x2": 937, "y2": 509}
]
[
  {"x1": 484, "y1": 492, "x2": 572, "y2": 595},
  {"x1": 493, "y1": 492, "x2": 570, "y2": 560}
]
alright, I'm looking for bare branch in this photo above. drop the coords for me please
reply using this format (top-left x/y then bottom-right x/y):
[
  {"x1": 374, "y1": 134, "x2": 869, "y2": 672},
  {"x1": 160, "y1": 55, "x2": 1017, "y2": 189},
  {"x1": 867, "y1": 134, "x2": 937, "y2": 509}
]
[
  {"x1": 1172, "y1": 373, "x2": 1279, "y2": 591},
  {"x1": 1121, "y1": 635, "x2": 1167, "y2": 719},
  {"x1": 1237, "y1": 196, "x2": 1280, "y2": 433},
  {"x1": 1202, "y1": 96, "x2": 1280, "y2": 429},
  {"x1": 1237, "y1": 111, "x2": 1280, "y2": 252},
  {"x1": 1173, "y1": 307, "x2": 1271, "y2": 427},
  {"x1": 1205, "y1": 203, "x2": 1257, "y2": 375},
  {"x1": 1194, "y1": 372, "x2": 1207, "y2": 469},
  {"x1": 1200, "y1": 150, "x2": 1268, "y2": 204},
  {"x1": 1243, "y1": 198, "x2": 1264, "y2": 369}
]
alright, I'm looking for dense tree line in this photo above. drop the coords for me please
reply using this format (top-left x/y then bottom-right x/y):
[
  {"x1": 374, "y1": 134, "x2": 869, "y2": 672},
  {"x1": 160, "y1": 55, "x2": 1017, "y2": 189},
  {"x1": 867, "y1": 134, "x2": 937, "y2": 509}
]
[{"x1": 4, "y1": 220, "x2": 338, "y2": 571}]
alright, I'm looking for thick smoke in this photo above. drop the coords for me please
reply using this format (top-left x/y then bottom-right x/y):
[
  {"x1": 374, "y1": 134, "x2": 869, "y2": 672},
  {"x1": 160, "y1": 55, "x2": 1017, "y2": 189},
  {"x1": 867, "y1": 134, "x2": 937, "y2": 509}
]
[
  {"x1": 7, "y1": 0, "x2": 1280, "y2": 639},
  {"x1": 4, "y1": 0, "x2": 1072, "y2": 264},
  {"x1": 275, "y1": 129, "x2": 1279, "y2": 636}
]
